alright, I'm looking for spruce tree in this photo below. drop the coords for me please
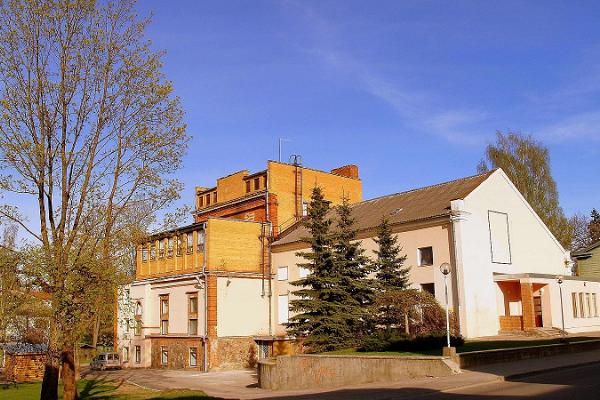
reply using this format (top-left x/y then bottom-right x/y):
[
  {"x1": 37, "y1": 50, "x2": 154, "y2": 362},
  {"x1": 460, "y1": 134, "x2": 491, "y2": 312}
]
[
  {"x1": 333, "y1": 197, "x2": 375, "y2": 335},
  {"x1": 373, "y1": 217, "x2": 409, "y2": 291},
  {"x1": 590, "y1": 209, "x2": 600, "y2": 243},
  {"x1": 287, "y1": 187, "x2": 355, "y2": 352}
]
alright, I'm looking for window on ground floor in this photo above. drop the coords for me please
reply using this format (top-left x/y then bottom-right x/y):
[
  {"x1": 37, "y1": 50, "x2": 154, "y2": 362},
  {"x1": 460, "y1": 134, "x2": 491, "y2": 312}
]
[
  {"x1": 421, "y1": 283, "x2": 435, "y2": 295},
  {"x1": 189, "y1": 347, "x2": 197, "y2": 367},
  {"x1": 135, "y1": 345, "x2": 141, "y2": 363},
  {"x1": 572, "y1": 292, "x2": 579, "y2": 318},
  {"x1": 593, "y1": 293, "x2": 599, "y2": 317},
  {"x1": 580, "y1": 292, "x2": 586, "y2": 318},
  {"x1": 161, "y1": 347, "x2": 168, "y2": 366},
  {"x1": 123, "y1": 346, "x2": 129, "y2": 362}
]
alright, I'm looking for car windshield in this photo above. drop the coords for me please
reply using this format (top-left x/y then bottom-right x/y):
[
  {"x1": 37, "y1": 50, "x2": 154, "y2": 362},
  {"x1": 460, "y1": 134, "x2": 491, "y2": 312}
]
[{"x1": 98, "y1": 355, "x2": 105, "y2": 360}]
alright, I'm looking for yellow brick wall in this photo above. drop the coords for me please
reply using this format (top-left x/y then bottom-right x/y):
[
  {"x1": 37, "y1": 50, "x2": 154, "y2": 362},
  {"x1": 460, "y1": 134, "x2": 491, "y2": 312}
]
[
  {"x1": 268, "y1": 160, "x2": 362, "y2": 229},
  {"x1": 206, "y1": 218, "x2": 263, "y2": 272},
  {"x1": 216, "y1": 170, "x2": 249, "y2": 203},
  {"x1": 136, "y1": 230, "x2": 205, "y2": 279}
]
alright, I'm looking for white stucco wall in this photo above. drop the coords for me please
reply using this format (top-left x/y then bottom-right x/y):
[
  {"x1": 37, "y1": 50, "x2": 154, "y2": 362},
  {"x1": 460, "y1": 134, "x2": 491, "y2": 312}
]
[
  {"x1": 216, "y1": 276, "x2": 270, "y2": 337},
  {"x1": 455, "y1": 170, "x2": 571, "y2": 337}
]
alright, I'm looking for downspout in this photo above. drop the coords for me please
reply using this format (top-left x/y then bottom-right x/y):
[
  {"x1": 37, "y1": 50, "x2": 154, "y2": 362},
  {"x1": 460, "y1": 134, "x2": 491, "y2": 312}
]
[
  {"x1": 201, "y1": 222, "x2": 208, "y2": 372},
  {"x1": 265, "y1": 170, "x2": 273, "y2": 336}
]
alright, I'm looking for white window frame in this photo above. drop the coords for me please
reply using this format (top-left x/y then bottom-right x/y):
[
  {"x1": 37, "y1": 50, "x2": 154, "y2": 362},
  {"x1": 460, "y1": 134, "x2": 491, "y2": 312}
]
[
  {"x1": 189, "y1": 347, "x2": 197, "y2": 367},
  {"x1": 278, "y1": 294, "x2": 289, "y2": 324},
  {"x1": 277, "y1": 266, "x2": 288, "y2": 281}
]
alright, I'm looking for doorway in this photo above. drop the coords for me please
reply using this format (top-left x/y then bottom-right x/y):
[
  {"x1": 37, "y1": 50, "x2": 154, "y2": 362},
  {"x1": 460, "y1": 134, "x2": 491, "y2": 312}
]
[{"x1": 533, "y1": 296, "x2": 543, "y2": 327}]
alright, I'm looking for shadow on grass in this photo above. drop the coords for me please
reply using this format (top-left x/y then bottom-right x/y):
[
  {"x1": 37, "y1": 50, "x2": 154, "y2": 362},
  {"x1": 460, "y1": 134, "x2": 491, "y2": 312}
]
[{"x1": 78, "y1": 376, "x2": 124, "y2": 400}]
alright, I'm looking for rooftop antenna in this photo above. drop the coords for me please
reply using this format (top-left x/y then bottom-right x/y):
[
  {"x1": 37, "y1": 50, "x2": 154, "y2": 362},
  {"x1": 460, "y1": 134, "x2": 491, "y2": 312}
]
[
  {"x1": 289, "y1": 154, "x2": 302, "y2": 166},
  {"x1": 278, "y1": 138, "x2": 291, "y2": 162}
]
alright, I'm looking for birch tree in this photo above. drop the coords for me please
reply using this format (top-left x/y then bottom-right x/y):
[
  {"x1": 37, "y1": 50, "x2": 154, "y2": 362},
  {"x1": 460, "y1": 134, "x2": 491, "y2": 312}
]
[{"x1": 0, "y1": 1, "x2": 188, "y2": 399}]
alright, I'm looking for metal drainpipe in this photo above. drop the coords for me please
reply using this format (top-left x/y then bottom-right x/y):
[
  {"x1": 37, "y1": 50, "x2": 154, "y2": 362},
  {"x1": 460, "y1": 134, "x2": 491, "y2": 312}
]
[
  {"x1": 201, "y1": 222, "x2": 208, "y2": 373},
  {"x1": 265, "y1": 171, "x2": 273, "y2": 336}
]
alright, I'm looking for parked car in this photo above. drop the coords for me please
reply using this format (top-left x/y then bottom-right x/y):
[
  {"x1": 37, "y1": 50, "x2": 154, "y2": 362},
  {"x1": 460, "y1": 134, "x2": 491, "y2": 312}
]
[{"x1": 90, "y1": 352, "x2": 121, "y2": 370}]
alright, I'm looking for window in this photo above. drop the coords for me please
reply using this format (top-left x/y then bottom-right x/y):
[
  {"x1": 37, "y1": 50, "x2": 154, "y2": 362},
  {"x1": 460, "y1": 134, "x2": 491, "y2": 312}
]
[
  {"x1": 418, "y1": 247, "x2": 434, "y2": 266},
  {"x1": 302, "y1": 201, "x2": 308, "y2": 216},
  {"x1": 135, "y1": 302, "x2": 142, "y2": 316},
  {"x1": 189, "y1": 347, "x2": 197, "y2": 367},
  {"x1": 593, "y1": 293, "x2": 599, "y2": 317},
  {"x1": 213, "y1": 192, "x2": 218, "y2": 203},
  {"x1": 124, "y1": 319, "x2": 130, "y2": 333},
  {"x1": 158, "y1": 240, "x2": 165, "y2": 258},
  {"x1": 188, "y1": 294, "x2": 198, "y2": 335},
  {"x1": 134, "y1": 320, "x2": 142, "y2": 336},
  {"x1": 580, "y1": 292, "x2": 586, "y2": 318},
  {"x1": 167, "y1": 237, "x2": 174, "y2": 258},
  {"x1": 298, "y1": 267, "x2": 310, "y2": 278},
  {"x1": 161, "y1": 347, "x2": 168, "y2": 366},
  {"x1": 160, "y1": 295, "x2": 169, "y2": 335},
  {"x1": 135, "y1": 346, "x2": 141, "y2": 363},
  {"x1": 277, "y1": 266, "x2": 288, "y2": 281},
  {"x1": 206, "y1": 194, "x2": 211, "y2": 206},
  {"x1": 586, "y1": 293, "x2": 592, "y2": 318},
  {"x1": 263, "y1": 176, "x2": 267, "y2": 188},
  {"x1": 254, "y1": 178, "x2": 260, "y2": 190},
  {"x1": 150, "y1": 244, "x2": 156, "y2": 260},
  {"x1": 278, "y1": 295, "x2": 289, "y2": 324},
  {"x1": 98, "y1": 354, "x2": 106, "y2": 361},
  {"x1": 572, "y1": 293, "x2": 579, "y2": 318},
  {"x1": 198, "y1": 195, "x2": 204, "y2": 208},
  {"x1": 176, "y1": 235, "x2": 183, "y2": 256},
  {"x1": 488, "y1": 211, "x2": 511, "y2": 264},
  {"x1": 141, "y1": 247, "x2": 148, "y2": 262},
  {"x1": 246, "y1": 180, "x2": 251, "y2": 193},
  {"x1": 421, "y1": 283, "x2": 435, "y2": 295},
  {"x1": 187, "y1": 233, "x2": 193, "y2": 254},
  {"x1": 197, "y1": 231, "x2": 205, "y2": 252},
  {"x1": 123, "y1": 346, "x2": 129, "y2": 362}
]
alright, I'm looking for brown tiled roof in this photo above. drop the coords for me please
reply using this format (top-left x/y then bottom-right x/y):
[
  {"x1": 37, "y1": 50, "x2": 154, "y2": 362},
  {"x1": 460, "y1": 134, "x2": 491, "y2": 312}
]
[{"x1": 273, "y1": 170, "x2": 496, "y2": 246}]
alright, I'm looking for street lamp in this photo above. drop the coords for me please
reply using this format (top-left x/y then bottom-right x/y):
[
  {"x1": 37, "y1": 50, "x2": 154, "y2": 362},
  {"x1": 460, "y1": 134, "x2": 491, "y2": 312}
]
[
  {"x1": 557, "y1": 276, "x2": 566, "y2": 336},
  {"x1": 440, "y1": 263, "x2": 451, "y2": 348}
]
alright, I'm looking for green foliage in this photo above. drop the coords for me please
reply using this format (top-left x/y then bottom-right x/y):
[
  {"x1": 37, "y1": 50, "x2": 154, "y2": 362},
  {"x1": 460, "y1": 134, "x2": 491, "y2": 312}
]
[
  {"x1": 478, "y1": 131, "x2": 572, "y2": 248},
  {"x1": 333, "y1": 197, "x2": 375, "y2": 335},
  {"x1": 373, "y1": 217, "x2": 409, "y2": 291},
  {"x1": 287, "y1": 186, "x2": 356, "y2": 352}
]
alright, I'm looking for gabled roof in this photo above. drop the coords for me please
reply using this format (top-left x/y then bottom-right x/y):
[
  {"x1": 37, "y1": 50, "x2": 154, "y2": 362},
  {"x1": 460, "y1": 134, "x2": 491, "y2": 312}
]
[
  {"x1": 273, "y1": 169, "x2": 496, "y2": 247},
  {"x1": 572, "y1": 240, "x2": 600, "y2": 257}
]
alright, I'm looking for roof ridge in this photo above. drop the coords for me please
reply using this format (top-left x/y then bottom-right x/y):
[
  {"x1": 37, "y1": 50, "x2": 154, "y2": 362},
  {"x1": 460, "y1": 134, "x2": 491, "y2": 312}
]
[{"x1": 355, "y1": 169, "x2": 496, "y2": 206}]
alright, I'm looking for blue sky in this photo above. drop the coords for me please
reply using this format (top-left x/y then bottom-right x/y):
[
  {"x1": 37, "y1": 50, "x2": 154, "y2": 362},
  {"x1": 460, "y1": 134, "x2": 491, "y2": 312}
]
[{"x1": 139, "y1": 0, "x2": 598, "y2": 218}]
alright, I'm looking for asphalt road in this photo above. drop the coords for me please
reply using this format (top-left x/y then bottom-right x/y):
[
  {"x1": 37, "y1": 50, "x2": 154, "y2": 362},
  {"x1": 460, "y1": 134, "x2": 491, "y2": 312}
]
[{"x1": 263, "y1": 363, "x2": 600, "y2": 400}]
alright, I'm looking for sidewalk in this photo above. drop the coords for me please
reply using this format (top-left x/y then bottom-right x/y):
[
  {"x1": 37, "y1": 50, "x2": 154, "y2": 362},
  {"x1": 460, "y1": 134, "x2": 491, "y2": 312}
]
[{"x1": 113, "y1": 349, "x2": 600, "y2": 399}]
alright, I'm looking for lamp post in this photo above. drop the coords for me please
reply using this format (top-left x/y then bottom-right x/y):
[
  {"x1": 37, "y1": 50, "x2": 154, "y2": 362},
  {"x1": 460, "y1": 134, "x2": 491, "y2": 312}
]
[
  {"x1": 557, "y1": 276, "x2": 566, "y2": 336},
  {"x1": 440, "y1": 263, "x2": 451, "y2": 348}
]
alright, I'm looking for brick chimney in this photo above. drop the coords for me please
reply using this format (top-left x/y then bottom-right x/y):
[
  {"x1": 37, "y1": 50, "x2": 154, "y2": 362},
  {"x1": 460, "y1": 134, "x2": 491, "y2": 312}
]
[{"x1": 331, "y1": 164, "x2": 359, "y2": 179}]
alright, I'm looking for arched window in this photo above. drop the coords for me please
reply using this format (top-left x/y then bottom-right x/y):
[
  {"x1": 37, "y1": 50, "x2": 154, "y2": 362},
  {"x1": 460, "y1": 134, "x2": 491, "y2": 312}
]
[{"x1": 135, "y1": 302, "x2": 142, "y2": 317}]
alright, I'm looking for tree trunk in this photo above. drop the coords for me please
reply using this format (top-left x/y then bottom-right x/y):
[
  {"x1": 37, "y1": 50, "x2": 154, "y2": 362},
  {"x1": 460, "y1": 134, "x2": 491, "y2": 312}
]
[
  {"x1": 404, "y1": 313, "x2": 410, "y2": 335},
  {"x1": 41, "y1": 321, "x2": 60, "y2": 400},
  {"x1": 91, "y1": 314, "x2": 100, "y2": 348},
  {"x1": 62, "y1": 343, "x2": 78, "y2": 400}
]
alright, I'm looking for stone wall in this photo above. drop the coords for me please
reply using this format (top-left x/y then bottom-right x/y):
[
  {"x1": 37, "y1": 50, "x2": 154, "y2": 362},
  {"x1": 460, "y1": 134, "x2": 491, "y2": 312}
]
[
  {"x1": 208, "y1": 336, "x2": 257, "y2": 370},
  {"x1": 149, "y1": 337, "x2": 204, "y2": 370},
  {"x1": 5, "y1": 352, "x2": 47, "y2": 382},
  {"x1": 258, "y1": 355, "x2": 459, "y2": 390},
  {"x1": 457, "y1": 339, "x2": 600, "y2": 368}
]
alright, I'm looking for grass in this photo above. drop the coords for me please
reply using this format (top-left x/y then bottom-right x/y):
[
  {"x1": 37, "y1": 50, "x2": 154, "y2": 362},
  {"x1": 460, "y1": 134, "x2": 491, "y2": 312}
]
[
  {"x1": 0, "y1": 379, "x2": 218, "y2": 400},
  {"x1": 325, "y1": 336, "x2": 599, "y2": 357}
]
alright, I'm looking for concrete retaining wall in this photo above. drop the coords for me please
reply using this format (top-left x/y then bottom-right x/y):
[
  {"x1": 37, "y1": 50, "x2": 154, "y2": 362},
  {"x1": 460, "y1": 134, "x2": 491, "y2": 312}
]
[
  {"x1": 258, "y1": 355, "x2": 460, "y2": 390},
  {"x1": 458, "y1": 339, "x2": 600, "y2": 368}
]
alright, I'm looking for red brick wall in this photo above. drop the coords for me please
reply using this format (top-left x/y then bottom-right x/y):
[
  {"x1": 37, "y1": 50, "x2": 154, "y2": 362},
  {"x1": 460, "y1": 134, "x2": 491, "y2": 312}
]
[
  {"x1": 5, "y1": 353, "x2": 47, "y2": 382},
  {"x1": 520, "y1": 282, "x2": 536, "y2": 330},
  {"x1": 330, "y1": 164, "x2": 359, "y2": 179},
  {"x1": 499, "y1": 316, "x2": 524, "y2": 331}
]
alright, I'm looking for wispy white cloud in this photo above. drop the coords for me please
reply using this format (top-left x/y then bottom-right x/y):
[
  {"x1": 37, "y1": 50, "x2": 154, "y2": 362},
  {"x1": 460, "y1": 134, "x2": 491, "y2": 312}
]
[
  {"x1": 540, "y1": 110, "x2": 600, "y2": 141},
  {"x1": 281, "y1": 2, "x2": 489, "y2": 146}
]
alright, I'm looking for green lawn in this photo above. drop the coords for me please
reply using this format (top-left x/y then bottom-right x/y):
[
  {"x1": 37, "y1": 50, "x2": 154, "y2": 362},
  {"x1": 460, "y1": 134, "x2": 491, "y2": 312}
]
[
  {"x1": 325, "y1": 336, "x2": 599, "y2": 357},
  {"x1": 0, "y1": 379, "x2": 218, "y2": 400}
]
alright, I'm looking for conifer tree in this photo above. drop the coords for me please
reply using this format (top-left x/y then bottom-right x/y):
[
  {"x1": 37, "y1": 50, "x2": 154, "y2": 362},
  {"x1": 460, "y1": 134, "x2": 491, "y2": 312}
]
[
  {"x1": 590, "y1": 209, "x2": 600, "y2": 243},
  {"x1": 287, "y1": 187, "x2": 355, "y2": 352},
  {"x1": 373, "y1": 217, "x2": 409, "y2": 291},
  {"x1": 333, "y1": 197, "x2": 375, "y2": 319}
]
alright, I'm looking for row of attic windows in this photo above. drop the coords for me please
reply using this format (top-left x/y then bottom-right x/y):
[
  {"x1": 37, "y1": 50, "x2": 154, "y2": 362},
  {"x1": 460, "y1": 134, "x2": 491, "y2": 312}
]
[
  {"x1": 197, "y1": 175, "x2": 267, "y2": 209},
  {"x1": 140, "y1": 231, "x2": 205, "y2": 262}
]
